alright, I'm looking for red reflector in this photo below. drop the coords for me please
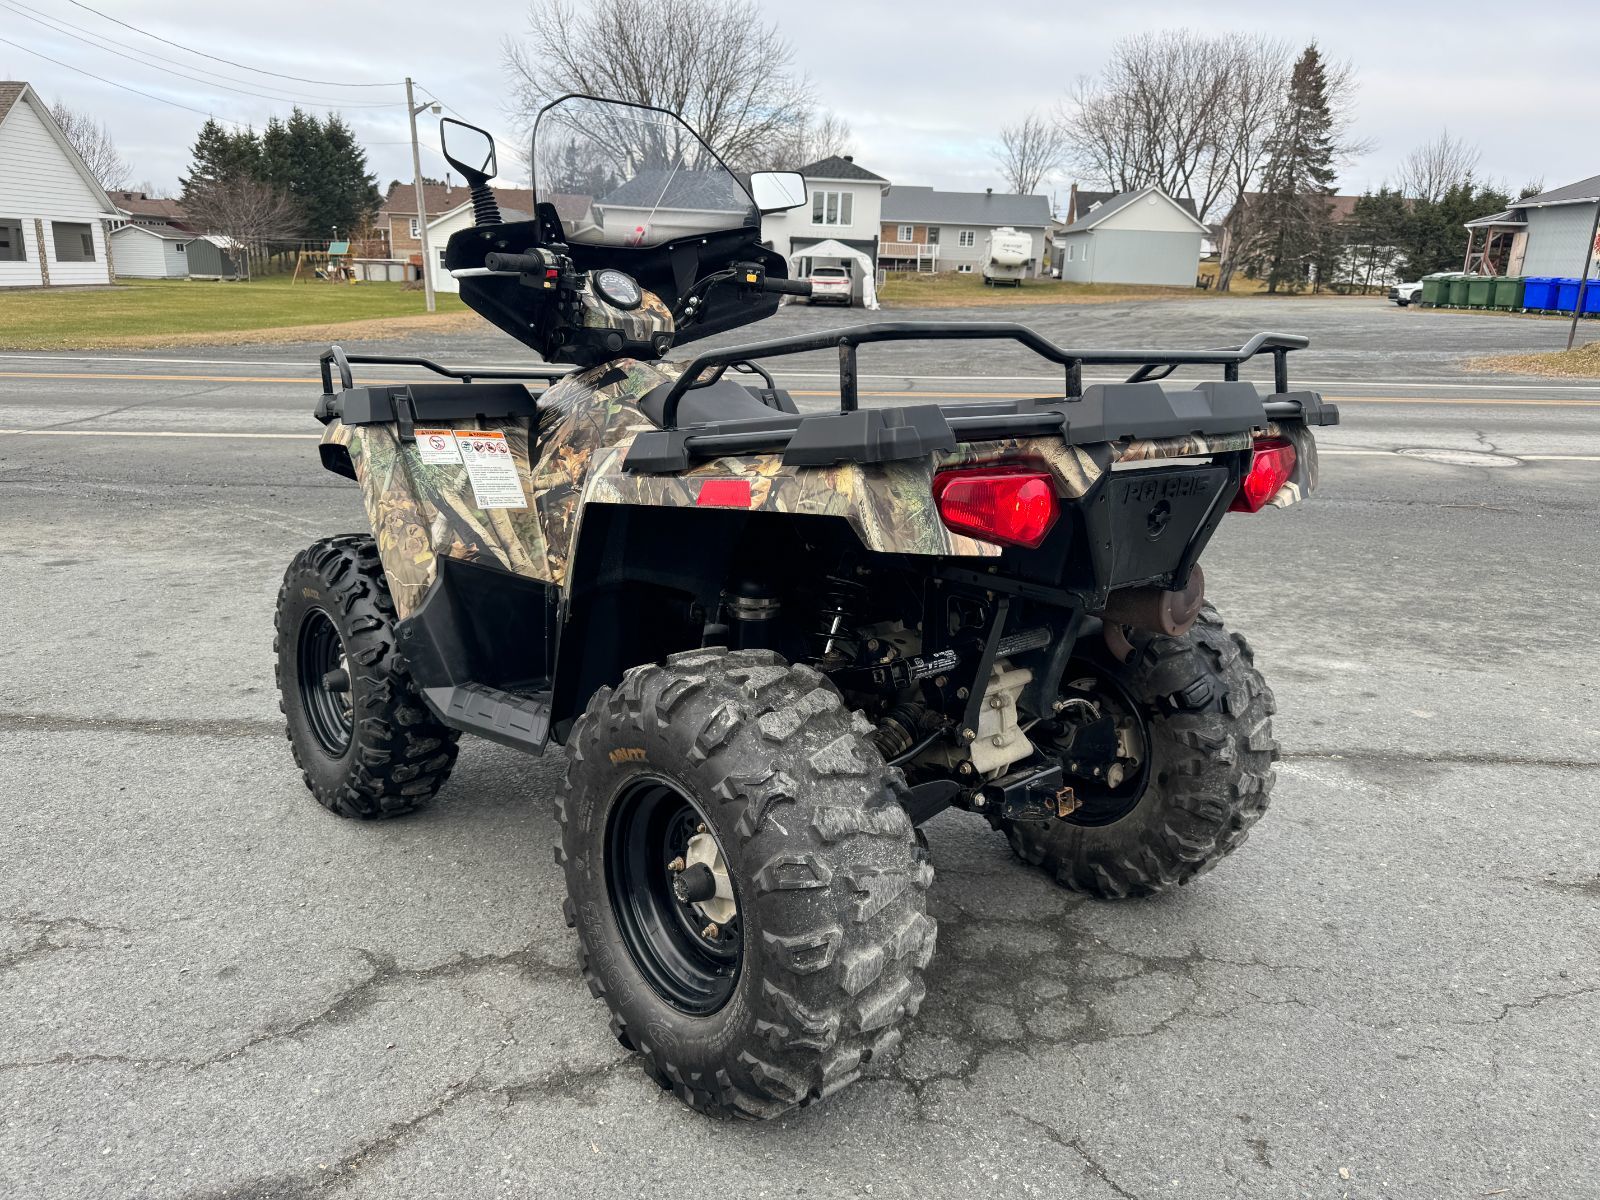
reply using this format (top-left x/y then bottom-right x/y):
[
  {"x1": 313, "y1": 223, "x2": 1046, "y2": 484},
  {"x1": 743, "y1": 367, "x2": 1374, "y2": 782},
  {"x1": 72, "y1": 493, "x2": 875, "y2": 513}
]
[
  {"x1": 696, "y1": 478, "x2": 752, "y2": 508},
  {"x1": 545, "y1": 267, "x2": 560, "y2": 278},
  {"x1": 932, "y1": 467, "x2": 1058, "y2": 548},
  {"x1": 1229, "y1": 437, "x2": 1297, "y2": 513}
]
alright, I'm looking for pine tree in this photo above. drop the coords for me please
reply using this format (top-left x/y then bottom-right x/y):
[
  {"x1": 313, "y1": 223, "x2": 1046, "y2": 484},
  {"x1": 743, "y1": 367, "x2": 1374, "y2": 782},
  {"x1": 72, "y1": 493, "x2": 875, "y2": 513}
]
[
  {"x1": 1249, "y1": 44, "x2": 1337, "y2": 293},
  {"x1": 179, "y1": 119, "x2": 261, "y2": 201}
]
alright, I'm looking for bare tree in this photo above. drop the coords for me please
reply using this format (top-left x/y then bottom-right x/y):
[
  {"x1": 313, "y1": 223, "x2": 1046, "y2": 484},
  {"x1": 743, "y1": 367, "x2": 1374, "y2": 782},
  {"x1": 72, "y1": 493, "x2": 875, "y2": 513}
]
[
  {"x1": 503, "y1": 0, "x2": 818, "y2": 172},
  {"x1": 992, "y1": 111, "x2": 1065, "y2": 195},
  {"x1": 1395, "y1": 129, "x2": 1482, "y2": 202},
  {"x1": 184, "y1": 178, "x2": 303, "y2": 278},
  {"x1": 49, "y1": 100, "x2": 130, "y2": 190},
  {"x1": 767, "y1": 110, "x2": 853, "y2": 171}
]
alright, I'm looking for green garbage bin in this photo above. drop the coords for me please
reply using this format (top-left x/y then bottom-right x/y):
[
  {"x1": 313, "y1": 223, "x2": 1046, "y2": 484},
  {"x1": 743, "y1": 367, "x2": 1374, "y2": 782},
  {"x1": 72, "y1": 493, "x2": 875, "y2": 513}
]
[
  {"x1": 1420, "y1": 272, "x2": 1450, "y2": 306},
  {"x1": 1492, "y1": 275, "x2": 1525, "y2": 310},
  {"x1": 1448, "y1": 275, "x2": 1472, "y2": 307},
  {"x1": 1466, "y1": 275, "x2": 1495, "y2": 308}
]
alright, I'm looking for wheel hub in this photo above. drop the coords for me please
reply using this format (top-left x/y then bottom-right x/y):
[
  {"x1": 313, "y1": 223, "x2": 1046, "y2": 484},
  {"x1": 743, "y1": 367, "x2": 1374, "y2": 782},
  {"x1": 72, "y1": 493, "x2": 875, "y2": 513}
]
[{"x1": 679, "y1": 831, "x2": 737, "y2": 926}]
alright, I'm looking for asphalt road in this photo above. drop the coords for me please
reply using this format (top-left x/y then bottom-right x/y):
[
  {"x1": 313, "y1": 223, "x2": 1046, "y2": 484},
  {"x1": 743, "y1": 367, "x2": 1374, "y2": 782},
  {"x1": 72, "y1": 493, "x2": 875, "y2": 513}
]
[{"x1": 2, "y1": 296, "x2": 1598, "y2": 1199}]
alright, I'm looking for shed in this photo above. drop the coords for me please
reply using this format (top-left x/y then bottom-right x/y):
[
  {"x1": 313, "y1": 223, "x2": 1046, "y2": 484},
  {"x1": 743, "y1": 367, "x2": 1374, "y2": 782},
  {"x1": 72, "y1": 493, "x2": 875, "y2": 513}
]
[
  {"x1": 1055, "y1": 187, "x2": 1207, "y2": 287},
  {"x1": 186, "y1": 235, "x2": 245, "y2": 280},
  {"x1": 110, "y1": 223, "x2": 190, "y2": 278},
  {"x1": 1487, "y1": 175, "x2": 1600, "y2": 279}
]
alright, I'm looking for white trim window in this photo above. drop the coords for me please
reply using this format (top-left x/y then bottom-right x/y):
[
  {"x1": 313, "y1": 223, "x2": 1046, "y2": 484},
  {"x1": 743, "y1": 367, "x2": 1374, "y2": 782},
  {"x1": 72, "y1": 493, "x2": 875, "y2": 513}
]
[
  {"x1": 51, "y1": 221, "x2": 96, "y2": 262},
  {"x1": 811, "y1": 190, "x2": 853, "y2": 226},
  {"x1": 956, "y1": 263, "x2": 973, "y2": 273},
  {"x1": 409, "y1": 217, "x2": 420, "y2": 239},
  {"x1": 897, "y1": 224, "x2": 914, "y2": 242},
  {"x1": 1065, "y1": 244, "x2": 1075, "y2": 262},
  {"x1": 0, "y1": 217, "x2": 25, "y2": 262},
  {"x1": 958, "y1": 229, "x2": 976, "y2": 248}
]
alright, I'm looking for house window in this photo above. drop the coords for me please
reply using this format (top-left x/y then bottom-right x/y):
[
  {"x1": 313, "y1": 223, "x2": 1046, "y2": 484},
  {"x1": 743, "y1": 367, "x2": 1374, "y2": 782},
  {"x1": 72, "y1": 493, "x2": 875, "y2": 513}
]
[
  {"x1": 898, "y1": 224, "x2": 914, "y2": 242},
  {"x1": 52, "y1": 222, "x2": 95, "y2": 263},
  {"x1": 438, "y1": 249, "x2": 447, "y2": 271},
  {"x1": 176, "y1": 242, "x2": 186, "y2": 253},
  {"x1": 958, "y1": 229, "x2": 976, "y2": 248},
  {"x1": 1065, "y1": 244, "x2": 1074, "y2": 262},
  {"x1": 927, "y1": 227, "x2": 940, "y2": 245},
  {"x1": 0, "y1": 218, "x2": 24, "y2": 262},
  {"x1": 811, "y1": 190, "x2": 853, "y2": 226},
  {"x1": 409, "y1": 217, "x2": 420, "y2": 239},
  {"x1": 956, "y1": 263, "x2": 973, "y2": 273}
]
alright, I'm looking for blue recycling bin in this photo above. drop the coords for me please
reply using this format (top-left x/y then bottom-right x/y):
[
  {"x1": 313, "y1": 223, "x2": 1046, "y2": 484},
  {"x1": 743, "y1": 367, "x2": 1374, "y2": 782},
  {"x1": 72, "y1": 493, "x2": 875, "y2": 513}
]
[
  {"x1": 1553, "y1": 278, "x2": 1581, "y2": 312},
  {"x1": 1582, "y1": 281, "x2": 1600, "y2": 315},
  {"x1": 1521, "y1": 277, "x2": 1556, "y2": 310}
]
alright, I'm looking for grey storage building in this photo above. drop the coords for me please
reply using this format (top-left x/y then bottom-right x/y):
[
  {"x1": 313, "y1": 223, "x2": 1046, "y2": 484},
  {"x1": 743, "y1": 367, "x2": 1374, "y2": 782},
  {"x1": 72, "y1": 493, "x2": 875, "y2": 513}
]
[
  {"x1": 1054, "y1": 187, "x2": 1207, "y2": 287},
  {"x1": 1488, "y1": 175, "x2": 1600, "y2": 278}
]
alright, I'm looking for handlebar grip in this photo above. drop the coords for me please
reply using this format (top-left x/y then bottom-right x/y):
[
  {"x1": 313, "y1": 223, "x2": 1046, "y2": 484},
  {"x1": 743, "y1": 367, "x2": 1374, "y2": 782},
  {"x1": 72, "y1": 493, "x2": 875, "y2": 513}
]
[
  {"x1": 484, "y1": 251, "x2": 548, "y2": 273},
  {"x1": 763, "y1": 276, "x2": 812, "y2": 297}
]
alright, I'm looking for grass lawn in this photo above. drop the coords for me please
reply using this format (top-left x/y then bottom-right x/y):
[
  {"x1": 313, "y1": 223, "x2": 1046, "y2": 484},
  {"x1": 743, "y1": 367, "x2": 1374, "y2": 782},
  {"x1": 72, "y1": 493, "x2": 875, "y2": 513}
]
[
  {"x1": 0, "y1": 276, "x2": 470, "y2": 350},
  {"x1": 877, "y1": 272, "x2": 1207, "y2": 308},
  {"x1": 1471, "y1": 338, "x2": 1600, "y2": 378}
]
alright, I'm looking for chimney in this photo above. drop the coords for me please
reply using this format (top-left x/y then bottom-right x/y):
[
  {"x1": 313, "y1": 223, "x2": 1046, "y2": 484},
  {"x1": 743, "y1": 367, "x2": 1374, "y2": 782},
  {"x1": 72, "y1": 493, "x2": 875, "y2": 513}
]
[
  {"x1": 986, "y1": 187, "x2": 993, "y2": 196},
  {"x1": 843, "y1": 155, "x2": 853, "y2": 163}
]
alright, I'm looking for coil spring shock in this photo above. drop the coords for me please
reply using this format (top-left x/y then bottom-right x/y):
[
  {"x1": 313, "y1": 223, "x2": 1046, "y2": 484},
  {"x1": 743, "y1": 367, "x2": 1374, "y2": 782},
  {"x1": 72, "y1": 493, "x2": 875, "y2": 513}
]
[{"x1": 810, "y1": 576, "x2": 866, "y2": 665}]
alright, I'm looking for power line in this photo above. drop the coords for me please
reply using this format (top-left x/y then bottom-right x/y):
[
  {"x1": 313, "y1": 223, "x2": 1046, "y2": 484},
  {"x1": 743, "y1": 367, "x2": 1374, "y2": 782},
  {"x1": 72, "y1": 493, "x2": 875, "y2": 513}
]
[
  {"x1": 0, "y1": 1, "x2": 399, "y2": 109},
  {"x1": 0, "y1": 32, "x2": 236, "y2": 121},
  {"x1": 59, "y1": 0, "x2": 404, "y2": 88}
]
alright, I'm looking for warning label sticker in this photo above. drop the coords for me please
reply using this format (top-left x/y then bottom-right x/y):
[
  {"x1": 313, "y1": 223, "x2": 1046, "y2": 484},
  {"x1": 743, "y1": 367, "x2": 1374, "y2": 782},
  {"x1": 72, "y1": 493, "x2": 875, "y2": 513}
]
[
  {"x1": 414, "y1": 428, "x2": 462, "y2": 465},
  {"x1": 453, "y1": 430, "x2": 528, "y2": 509}
]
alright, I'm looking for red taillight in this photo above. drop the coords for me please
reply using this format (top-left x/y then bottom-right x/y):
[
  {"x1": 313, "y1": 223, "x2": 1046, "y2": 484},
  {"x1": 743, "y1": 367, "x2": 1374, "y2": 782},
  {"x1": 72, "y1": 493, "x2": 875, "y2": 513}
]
[
  {"x1": 932, "y1": 466, "x2": 1059, "y2": 548},
  {"x1": 696, "y1": 478, "x2": 752, "y2": 508},
  {"x1": 1229, "y1": 437, "x2": 1297, "y2": 513}
]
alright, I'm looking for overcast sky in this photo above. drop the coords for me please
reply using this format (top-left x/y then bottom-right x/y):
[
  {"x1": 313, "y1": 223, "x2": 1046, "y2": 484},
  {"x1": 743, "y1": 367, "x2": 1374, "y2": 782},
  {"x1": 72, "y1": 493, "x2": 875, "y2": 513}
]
[{"x1": 3, "y1": 0, "x2": 1596, "y2": 213}]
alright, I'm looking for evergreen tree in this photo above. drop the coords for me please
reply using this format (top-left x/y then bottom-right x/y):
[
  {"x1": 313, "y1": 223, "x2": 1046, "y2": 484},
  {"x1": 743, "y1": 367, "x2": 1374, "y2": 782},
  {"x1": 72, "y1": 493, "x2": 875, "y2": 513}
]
[
  {"x1": 1248, "y1": 44, "x2": 1337, "y2": 293},
  {"x1": 321, "y1": 114, "x2": 384, "y2": 237},
  {"x1": 1400, "y1": 181, "x2": 1512, "y2": 278},
  {"x1": 179, "y1": 119, "x2": 261, "y2": 201},
  {"x1": 1346, "y1": 187, "x2": 1411, "y2": 292}
]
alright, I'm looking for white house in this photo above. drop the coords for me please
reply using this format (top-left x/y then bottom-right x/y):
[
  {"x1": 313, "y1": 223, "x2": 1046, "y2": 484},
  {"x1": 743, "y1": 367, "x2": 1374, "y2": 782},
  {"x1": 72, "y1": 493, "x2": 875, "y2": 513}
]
[
  {"x1": 761, "y1": 155, "x2": 889, "y2": 303},
  {"x1": 109, "y1": 223, "x2": 191, "y2": 278},
  {"x1": 0, "y1": 81, "x2": 120, "y2": 287},
  {"x1": 1055, "y1": 187, "x2": 1208, "y2": 287},
  {"x1": 424, "y1": 197, "x2": 534, "y2": 296}
]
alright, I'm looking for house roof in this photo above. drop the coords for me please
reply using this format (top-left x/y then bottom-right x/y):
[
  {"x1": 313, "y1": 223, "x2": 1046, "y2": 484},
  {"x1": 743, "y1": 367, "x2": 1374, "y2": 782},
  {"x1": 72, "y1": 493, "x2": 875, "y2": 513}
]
[
  {"x1": 799, "y1": 155, "x2": 888, "y2": 184},
  {"x1": 110, "y1": 191, "x2": 189, "y2": 222},
  {"x1": 111, "y1": 222, "x2": 191, "y2": 241},
  {"x1": 1061, "y1": 187, "x2": 1210, "y2": 234},
  {"x1": 1464, "y1": 208, "x2": 1527, "y2": 229},
  {"x1": 1071, "y1": 185, "x2": 1198, "y2": 223},
  {"x1": 598, "y1": 168, "x2": 754, "y2": 214},
  {"x1": 0, "y1": 81, "x2": 118, "y2": 217},
  {"x1": 1514, "y1": 174, "x2": 1600, "y2": 209},
  {"x1": 882, "y1": 186, "x2": 1053, "y2": 229},
  {"x1": 1228, "y1": 192, "x2": 1364, "y2": 226}
]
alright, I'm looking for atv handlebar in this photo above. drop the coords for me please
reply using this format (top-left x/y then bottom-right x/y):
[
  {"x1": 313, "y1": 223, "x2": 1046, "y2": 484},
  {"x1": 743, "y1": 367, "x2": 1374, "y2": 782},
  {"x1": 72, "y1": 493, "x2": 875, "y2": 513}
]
[
  {"x1": 763, "y1": 276, "x2": 812, "y2": 297},
  {"x1": 483, "y1": 251, "x2": 554, "y2": 274}
]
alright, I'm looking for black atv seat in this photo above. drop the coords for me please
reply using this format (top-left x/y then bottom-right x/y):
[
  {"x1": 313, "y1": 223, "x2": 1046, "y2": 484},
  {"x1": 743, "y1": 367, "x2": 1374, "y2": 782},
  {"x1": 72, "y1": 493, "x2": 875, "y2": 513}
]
[{"x1": 639, "y1": 378, "x2": 798, "y2": 429}]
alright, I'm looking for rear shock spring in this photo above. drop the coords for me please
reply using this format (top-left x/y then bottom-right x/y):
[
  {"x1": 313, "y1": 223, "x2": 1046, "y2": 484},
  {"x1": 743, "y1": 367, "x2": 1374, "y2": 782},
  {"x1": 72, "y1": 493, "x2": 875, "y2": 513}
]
[{"x1": 809, "y1": 576, "x2": 866, "y2": 665}]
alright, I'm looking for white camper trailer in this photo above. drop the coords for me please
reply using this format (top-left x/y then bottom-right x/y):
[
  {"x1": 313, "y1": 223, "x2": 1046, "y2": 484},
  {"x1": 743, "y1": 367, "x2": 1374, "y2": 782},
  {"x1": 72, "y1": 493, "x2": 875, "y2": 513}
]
[{"x1": 982, "y1": 226, "x2": 1032, "y2": 287}]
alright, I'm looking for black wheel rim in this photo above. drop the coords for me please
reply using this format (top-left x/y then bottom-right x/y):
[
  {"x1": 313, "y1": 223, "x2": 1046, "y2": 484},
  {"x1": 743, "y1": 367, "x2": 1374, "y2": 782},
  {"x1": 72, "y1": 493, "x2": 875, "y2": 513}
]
[
  {"x1": 1049, "y1": 666, "x2": 1153, "y2": 828},
  {"x1": 297, "y1": 608, "x2": 353, "y2": 757},
  {"x1": 605, "y1": 778, "x2": 741, "y2": 1016}
]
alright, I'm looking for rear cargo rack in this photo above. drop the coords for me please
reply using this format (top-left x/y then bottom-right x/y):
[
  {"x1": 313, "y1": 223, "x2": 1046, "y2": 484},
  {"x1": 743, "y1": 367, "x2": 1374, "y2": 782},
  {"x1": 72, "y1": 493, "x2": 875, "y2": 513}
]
[{"x1": 626, "y1": 323, "x2": 1337, "y2": 473}]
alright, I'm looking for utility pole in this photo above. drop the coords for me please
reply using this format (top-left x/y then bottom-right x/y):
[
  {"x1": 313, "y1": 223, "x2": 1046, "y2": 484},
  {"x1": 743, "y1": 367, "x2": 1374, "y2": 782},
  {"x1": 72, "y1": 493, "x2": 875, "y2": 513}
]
[
  {"x1": 1566, "y1": 196, "x2": 1600, "y2": 352},
  {"x1": 405, "y1": 78, "x2": 441, "y2": 314}
]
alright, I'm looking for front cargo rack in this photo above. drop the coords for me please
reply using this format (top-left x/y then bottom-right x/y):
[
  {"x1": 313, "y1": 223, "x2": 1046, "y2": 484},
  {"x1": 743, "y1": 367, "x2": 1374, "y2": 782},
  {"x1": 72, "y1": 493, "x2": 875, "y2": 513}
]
[{"x1": 625, "y1": 322, "x2": 1338, "y2": 473}]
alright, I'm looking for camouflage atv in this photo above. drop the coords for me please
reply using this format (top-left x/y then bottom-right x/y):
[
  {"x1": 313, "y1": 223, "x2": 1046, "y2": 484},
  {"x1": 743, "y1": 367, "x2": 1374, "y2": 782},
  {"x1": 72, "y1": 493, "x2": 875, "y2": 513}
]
[{"x1": 275, "y1": 96, "x2": 1337, "y2": 1119}]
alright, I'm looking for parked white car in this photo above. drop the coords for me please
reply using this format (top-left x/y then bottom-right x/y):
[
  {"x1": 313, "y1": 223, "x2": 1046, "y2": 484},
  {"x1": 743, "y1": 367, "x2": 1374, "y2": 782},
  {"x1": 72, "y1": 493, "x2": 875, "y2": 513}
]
[
  {"x1": 1389, "y1": 281, "x2": 1423, "y2": 307},
  {"x1": 807, "y1": 265, "x2": 853, "y2": 306}
]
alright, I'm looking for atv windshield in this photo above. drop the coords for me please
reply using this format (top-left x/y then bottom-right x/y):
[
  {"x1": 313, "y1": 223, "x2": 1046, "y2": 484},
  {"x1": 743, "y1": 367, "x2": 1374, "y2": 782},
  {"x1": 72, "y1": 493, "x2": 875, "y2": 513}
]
[{"x1": 532, "y1": 96, "x2": 759, "y2": 249}]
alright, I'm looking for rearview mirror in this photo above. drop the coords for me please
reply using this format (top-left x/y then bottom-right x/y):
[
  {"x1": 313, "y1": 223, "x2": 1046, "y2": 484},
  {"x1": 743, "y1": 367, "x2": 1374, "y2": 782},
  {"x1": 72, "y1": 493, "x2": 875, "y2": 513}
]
[
  {"x1": 750, "y1": 171, "x2": 807, "y2": 214},
  {"x1": 440, "y1": 118, "x2": 497, "y2": 186}
]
